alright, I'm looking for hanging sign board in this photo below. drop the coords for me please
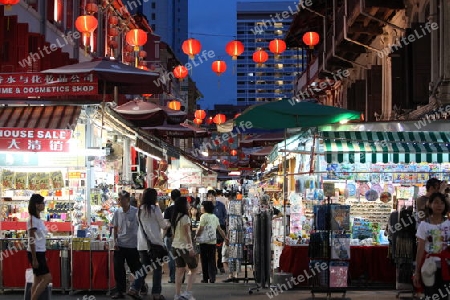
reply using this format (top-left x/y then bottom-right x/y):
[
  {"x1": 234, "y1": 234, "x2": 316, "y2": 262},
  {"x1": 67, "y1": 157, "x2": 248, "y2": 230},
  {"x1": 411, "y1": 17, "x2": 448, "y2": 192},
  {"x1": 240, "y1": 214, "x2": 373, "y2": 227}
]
[
  {"x1": 0, "y1": 128, "x2": 72, "y2": 152},
  {"x1": 0, "y1": 73, "x2": 98, "y2": 98}
]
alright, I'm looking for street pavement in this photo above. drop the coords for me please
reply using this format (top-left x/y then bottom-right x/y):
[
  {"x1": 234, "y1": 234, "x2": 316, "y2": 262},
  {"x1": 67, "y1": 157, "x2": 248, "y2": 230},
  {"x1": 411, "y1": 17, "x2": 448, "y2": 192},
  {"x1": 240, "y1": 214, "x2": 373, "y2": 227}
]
[
  {"x1": 0, "y1": 283, "x2": 416, "y2": 300},
  {"x1": 0, "y1": 268, "x2": 416, "y2": 300}
]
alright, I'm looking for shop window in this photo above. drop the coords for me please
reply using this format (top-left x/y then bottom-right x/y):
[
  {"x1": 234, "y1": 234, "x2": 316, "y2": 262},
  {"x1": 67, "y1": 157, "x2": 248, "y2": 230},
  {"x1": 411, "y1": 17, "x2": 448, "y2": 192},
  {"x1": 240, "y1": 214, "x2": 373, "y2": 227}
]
[
  {"x1": 152, "y1": 13, "x2": 156, "y2": 20},
  {"x1": 152, "y1": 2, "x2": 156, "y2": 8}
]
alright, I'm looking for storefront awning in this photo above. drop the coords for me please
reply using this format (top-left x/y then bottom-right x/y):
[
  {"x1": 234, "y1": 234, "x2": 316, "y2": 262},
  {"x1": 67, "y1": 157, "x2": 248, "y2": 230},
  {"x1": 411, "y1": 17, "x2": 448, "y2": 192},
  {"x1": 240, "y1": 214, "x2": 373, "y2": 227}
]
[
  {"x1": 0, "y1": 105, "x2": 81, "y2": 129},
  {"x1": 322, "y1": 131, "x2": 450, "y2": 164}
]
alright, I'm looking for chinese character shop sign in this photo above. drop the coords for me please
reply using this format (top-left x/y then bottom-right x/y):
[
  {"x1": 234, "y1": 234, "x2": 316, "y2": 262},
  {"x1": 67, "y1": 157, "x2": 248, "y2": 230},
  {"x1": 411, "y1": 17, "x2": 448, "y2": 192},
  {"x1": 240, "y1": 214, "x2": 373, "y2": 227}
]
[
  {"x1": 0, "y1": 73, "x2": 98, "y2": 98},
  {"x1": 0, "y1": 128, "x2": 72, "y2": 152}
]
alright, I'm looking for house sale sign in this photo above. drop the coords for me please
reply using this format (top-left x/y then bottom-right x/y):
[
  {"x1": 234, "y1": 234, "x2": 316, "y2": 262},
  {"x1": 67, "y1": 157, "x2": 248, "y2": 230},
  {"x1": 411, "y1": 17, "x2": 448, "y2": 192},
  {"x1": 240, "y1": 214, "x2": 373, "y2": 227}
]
[
  {"x1": 0, "y1": 128, "x2": 72, "y2": 152},
  {"x1": 0, "y1": 73, "x2": 98, "y2": 98}
]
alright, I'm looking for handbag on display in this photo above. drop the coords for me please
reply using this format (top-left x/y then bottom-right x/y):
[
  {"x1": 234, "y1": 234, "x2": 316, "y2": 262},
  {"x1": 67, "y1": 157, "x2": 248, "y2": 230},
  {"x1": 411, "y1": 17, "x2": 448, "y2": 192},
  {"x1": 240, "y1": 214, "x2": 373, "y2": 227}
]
[{"x1": 138, "y1": 208, "x2": 168, "y2": 260}]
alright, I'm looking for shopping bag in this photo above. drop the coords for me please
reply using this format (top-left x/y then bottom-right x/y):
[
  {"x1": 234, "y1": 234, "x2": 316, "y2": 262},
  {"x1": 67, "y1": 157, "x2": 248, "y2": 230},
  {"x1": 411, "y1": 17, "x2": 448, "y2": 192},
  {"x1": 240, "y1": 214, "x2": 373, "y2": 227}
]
[
  {"x1": 196, "y1": 224, "x2": 216, "y2": 244},
  {"x1": 24, "y1": 268, "x2": 52, "y2": 300}
]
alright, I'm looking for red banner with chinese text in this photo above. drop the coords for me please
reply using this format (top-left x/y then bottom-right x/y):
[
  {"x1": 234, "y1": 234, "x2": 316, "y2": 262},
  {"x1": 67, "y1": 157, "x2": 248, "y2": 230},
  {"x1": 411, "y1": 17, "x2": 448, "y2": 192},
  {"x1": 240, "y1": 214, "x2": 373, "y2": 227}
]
[
  {"x1": 0, "y1": 128, "x2": 72, "y2": 152},
  {"x1": 0, "y1": 73, "x2": 98, "y2": 98}
]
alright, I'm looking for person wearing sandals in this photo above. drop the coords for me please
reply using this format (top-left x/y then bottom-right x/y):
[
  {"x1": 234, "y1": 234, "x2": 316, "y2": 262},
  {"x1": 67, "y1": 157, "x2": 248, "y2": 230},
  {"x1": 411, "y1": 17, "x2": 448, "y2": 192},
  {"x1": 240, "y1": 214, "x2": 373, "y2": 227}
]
[
  {"x1": 111, "y1": 191, "x2": 144, "y2": 299},
  {"x1": 171, "y1": 197, "x2": 198, "y2": 300},
  {"x1": 136, "y1": 188, "x2": 170, "y2": 300}
]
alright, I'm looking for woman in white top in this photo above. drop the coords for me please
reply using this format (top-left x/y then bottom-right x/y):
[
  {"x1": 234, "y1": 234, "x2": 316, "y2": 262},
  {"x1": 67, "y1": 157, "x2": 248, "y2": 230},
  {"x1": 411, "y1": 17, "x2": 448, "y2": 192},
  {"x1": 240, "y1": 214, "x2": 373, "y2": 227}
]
[
  {"x1": 27, "y1": 194, "x2": 52, "y2": 300},
  {"x1": 171, "y1": 197, "x2": 197, "y2": 300},
  {"x1": 414, "y1": 192, "x2": 450, "y2": 299},
  {"x1": 136, "y1": 188, "x2": 169, "y2": 300}
]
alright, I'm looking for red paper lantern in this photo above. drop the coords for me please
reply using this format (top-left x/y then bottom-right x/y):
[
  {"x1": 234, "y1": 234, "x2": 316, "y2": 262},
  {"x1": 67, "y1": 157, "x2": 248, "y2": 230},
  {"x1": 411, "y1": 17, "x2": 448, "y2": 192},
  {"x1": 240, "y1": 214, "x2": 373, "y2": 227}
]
[
  {"x1": 108, "y1": 27, "x2": 119, "y2": 37},
  {"x1": 75, "y1": 15, "x2": 98, "y2": 38},
  {"x1": 142, "y1": 94, "x2": 152, "y2": 98},
  {"x1": 0, "y1": 0, "x2": 20, "y2": 10},
  {"x1": 302, "y1": 31, "x2": 320, "y2": 49},
  {"x1": 213, "y1": 114, "x2": 226, "y2": 125},
  {"x1": 126, "y1": 29, "x2": 147, "y2": 51},
  {"x1": 85, "y1": 3, "x2": 98, "y2": 15},
  {"x1": 139, "y1": 50, "x2": 147, "y2": 58},
  {"x1": 211, "y1": 60, "x2": 227, "y2": 76},
  {"x1": 124, "y1": 44, "x2": 134, "y2": 53},
  {"x1": 269, "y1": 39, "x2": 286, "y2": 55},
  {"x1": 228, "y1": 138, "x2": 234, "y2": 144},
  {"x1": 194, "y1": 110, "x2": 206, "y2": 120},
  {"x1": 234, "y1": 113, "x2": 241, "y2": 119},
  {"x1": 206, "y1": 116, "x2": 214, "y2": 125},
  {"x1": 182, "y1": 38, "x2": 202, "y2": 59},
  {"x1": 168, "y1": 100, "x2": 181, "y2": 111},
  {"x1": 225, "y1": 40, "x2": 244, "y2": 60},
  {"x1": 193, "y1": 118, "x2": 203, "y2": 125},
  {"x1": 230, "y1": 149, "x2": 238, "y2": 156},
  {"x1": 221, "y1": 145, "x2": 228, "y2": 152},
  {"x1": 173, "y1": 65, "x2": 188, "y2": 81},
  {"x1": 108, "y1": 16, "x2": 119, "y2": 25},
  {"x1": 253, "y1": 49, "x2": 269, "y2": 65}
]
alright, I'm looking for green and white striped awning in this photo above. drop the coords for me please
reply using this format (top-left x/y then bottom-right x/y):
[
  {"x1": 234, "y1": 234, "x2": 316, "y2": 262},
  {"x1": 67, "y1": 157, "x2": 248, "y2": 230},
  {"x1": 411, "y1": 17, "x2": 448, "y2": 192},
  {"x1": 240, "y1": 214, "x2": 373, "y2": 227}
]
[{"x1": 322, "y1": 131, "x2": 450, "y2": 164}]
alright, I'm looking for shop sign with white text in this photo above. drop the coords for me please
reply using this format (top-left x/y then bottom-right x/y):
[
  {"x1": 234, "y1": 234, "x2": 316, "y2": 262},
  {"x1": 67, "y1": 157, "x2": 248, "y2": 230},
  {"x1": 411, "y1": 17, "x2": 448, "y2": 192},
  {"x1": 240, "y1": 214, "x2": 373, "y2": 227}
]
[
  {"x1": 0, "y1": 73, "x2": 98, "y2": 98},
  {"x1": 0, "y1": 128, "x2": 72, "y2": 152}
]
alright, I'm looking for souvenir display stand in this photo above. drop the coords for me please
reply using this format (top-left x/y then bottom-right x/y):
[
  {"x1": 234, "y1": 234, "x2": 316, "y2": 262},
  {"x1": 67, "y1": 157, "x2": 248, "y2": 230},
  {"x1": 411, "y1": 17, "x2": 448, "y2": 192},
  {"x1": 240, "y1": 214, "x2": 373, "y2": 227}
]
[
  {"x1": 227, "y1": 198, "x2": 245, "y2": 282},
  {"x1": 308, "y1": 193, "x2": 350, "y2": 299}
]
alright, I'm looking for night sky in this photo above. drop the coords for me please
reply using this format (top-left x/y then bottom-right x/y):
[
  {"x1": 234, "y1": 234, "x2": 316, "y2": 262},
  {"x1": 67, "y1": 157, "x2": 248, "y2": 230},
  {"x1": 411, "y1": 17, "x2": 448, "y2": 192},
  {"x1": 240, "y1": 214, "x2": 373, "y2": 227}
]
[{"x1": 188, "y1": 0, "x2": 287, "y2": 109}]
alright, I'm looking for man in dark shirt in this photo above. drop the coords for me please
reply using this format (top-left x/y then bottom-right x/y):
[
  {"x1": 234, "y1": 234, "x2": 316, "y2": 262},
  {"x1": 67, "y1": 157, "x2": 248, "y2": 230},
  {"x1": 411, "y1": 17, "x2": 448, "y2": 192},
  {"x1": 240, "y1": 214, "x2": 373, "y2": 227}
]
[
  {"x1": 163, "y1": 189, "x2": 180, "y2": 283},
  {"x1": 207, "y1": 189, "x2": 227, "y2": 274}
]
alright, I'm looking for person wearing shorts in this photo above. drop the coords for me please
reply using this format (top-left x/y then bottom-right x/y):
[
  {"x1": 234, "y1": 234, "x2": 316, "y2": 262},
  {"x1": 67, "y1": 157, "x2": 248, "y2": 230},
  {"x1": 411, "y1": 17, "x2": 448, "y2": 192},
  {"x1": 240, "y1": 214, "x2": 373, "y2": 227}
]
[
  {"x1": 27, "y1": 194, "x2": 52, "y2": 300},
  {"x1": 171, "y1": 197, "x2": 197, "y2": 300}
]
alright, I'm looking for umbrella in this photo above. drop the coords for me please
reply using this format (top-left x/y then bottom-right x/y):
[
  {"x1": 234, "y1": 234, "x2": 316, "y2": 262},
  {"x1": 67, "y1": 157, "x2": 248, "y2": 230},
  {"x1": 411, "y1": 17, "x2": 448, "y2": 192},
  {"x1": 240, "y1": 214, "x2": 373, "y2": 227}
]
[
  {"x1": 42, "y1": 58, "x2": 163, "y2": 94},
  {"x1": 114, "y1": 100, "x2": 166, "y2": 127},
  {"x1": 234, "y1": 98, "x2": 361, "y2": 130}
]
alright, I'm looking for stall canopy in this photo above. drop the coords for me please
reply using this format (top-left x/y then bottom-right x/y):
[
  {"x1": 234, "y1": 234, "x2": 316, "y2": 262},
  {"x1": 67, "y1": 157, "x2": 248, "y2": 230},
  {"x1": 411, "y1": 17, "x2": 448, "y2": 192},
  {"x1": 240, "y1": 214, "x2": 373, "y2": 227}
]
[{"x1": 322, "y1": 131, "x2": 450, "y2": 164}]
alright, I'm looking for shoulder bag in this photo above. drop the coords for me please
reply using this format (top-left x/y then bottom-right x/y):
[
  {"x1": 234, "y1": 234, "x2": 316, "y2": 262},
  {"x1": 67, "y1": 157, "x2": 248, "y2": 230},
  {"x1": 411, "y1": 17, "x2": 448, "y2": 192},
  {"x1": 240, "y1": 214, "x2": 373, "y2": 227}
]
[{"x1": 138, "y1": 207, "x2": 168, "y2": 260}]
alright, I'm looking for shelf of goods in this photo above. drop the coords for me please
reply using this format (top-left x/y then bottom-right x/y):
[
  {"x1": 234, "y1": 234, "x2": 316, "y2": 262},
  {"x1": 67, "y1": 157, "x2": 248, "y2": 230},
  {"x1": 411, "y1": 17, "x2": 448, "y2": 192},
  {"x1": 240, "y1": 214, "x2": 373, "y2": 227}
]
[{"x1": 228, "y1": 199, "x2": 244, "y2": 274}]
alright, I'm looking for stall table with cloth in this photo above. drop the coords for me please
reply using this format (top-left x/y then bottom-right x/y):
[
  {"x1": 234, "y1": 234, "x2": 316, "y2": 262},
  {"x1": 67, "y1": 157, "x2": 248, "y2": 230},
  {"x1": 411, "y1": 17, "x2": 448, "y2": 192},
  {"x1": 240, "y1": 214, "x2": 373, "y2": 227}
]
[{"x1": 279, "y1": 245, "x2": 396, "y2": 288}]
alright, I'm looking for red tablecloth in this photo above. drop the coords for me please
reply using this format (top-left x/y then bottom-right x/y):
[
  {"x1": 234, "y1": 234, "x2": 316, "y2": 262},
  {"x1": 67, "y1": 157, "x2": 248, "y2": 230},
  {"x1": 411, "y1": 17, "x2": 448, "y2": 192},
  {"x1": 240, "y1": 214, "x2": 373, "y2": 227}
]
[
  {"x1": 279, "y1": 245, "x2": 396, "y2": 286},
  {"x1": 2, "y1": 249, "x2": 61, "y2": 288},
  {"x1": 72, "y1": 250, "x2": 115, "y2": 291}
]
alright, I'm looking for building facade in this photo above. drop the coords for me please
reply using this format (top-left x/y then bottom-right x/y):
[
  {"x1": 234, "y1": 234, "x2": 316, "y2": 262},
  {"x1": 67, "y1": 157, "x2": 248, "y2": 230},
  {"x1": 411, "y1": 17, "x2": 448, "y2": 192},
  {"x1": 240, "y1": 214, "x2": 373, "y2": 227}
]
[
  {"x1": 236, "y1": 1, "x2": 304, "y2": 105},
  {"x1": 127, "y1": 0, "x2": 189, "y2": 65}
]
